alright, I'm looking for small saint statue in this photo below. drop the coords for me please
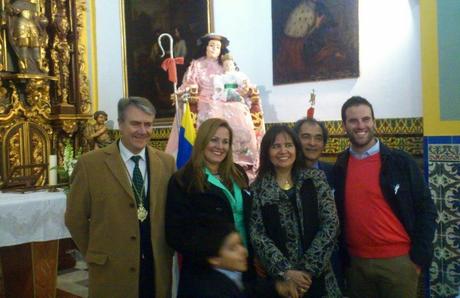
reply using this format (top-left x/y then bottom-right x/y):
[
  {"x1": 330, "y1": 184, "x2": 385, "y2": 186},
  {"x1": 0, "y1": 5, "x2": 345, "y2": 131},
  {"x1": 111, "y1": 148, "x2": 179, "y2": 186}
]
[
  {"x1": 6, "y1": 0, "x2": 48, "y2": 73},
  {"x1": 84, "y1": 111, "x2": 113, "y2": 150},
  {"x1": 307, "y1": 89, "x2": 316, "y2": 119}
]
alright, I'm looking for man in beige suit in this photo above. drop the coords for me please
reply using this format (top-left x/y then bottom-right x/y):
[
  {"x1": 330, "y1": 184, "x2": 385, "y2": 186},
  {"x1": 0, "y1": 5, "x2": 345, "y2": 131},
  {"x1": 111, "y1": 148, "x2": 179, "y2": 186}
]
[{"x1": 66, "y1": 97, "x2": 176, "y2": 298}]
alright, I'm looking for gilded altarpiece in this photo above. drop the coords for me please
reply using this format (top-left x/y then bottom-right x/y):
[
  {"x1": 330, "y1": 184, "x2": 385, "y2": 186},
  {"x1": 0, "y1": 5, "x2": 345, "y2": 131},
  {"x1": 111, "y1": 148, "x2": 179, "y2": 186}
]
[{"x1": 0, "y1": 0, "x2": 92, "y2": 188}]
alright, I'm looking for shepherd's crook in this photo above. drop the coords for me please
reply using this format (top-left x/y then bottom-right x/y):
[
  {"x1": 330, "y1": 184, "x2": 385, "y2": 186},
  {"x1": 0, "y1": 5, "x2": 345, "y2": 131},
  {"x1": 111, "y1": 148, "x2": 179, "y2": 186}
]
[
  {"x1": 158, "y1": 33, "x2": 176, "y2": 92},
  {"x1": 158, "y1": 32, "x2": 183, "y2": 133},
  {"x1": 158, "y1": 33, "x2": 174, "y2": 58}
]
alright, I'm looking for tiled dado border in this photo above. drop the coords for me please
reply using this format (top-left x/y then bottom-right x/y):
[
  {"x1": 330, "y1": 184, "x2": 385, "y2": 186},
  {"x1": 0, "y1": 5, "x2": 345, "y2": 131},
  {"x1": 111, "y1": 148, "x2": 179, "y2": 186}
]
[
  {"x1": 424, "y1": 136, "x2": 460, "y2": 298},
  {"x1": 110, "y1": 117, "x2": 423, "y2": 156}
]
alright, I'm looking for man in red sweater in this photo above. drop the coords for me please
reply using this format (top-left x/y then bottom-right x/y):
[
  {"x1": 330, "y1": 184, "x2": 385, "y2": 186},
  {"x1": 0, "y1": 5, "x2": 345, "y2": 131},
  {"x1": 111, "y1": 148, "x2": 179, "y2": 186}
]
[{"x1": 333, "y1": 96, "x2": 437, "y2": 298}]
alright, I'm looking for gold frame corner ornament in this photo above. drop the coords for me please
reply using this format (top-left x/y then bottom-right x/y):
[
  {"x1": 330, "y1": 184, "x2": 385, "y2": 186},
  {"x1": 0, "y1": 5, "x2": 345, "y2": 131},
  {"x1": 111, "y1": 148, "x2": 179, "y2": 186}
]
[
  {"x1": 87, "y1": 0, "x2": 99, "y2": 112},
  {"x1": 207, "y1": 0, "x2": 214, "y2": 32},
  {"x1": 119, "y1": 0, "x2": 129, "y2": 97}
]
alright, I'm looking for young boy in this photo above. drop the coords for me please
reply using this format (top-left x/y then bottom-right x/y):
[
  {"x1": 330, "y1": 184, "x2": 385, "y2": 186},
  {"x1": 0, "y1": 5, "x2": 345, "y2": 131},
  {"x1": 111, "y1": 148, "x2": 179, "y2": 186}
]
[{"x1": 178, "y1": 220, "x2": 298, "y2": 298}]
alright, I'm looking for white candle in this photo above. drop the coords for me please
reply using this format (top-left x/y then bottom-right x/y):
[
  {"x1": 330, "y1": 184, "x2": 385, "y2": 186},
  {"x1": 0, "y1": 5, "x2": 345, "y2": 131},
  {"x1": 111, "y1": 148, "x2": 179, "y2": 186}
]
[{"x1": 49, "y1": 155, "x2": 57, "y2": 186}]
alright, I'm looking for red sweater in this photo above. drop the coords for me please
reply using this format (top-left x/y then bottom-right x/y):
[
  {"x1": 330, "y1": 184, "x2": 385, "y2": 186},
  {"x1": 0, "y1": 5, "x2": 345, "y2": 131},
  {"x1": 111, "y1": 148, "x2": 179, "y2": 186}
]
[{"x1": 345, "y1": 153, "x2": 410, "y2": 258}]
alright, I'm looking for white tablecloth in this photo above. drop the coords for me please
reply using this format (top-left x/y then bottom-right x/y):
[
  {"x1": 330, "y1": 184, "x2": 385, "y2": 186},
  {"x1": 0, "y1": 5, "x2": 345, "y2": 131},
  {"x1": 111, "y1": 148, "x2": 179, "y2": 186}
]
[{"x1": 0, "y1": 190, "x2": 70, "y2": 247}]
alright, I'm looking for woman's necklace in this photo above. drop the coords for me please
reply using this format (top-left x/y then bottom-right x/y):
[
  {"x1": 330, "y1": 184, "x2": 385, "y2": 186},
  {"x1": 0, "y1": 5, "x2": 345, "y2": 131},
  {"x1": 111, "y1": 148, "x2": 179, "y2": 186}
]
[{"x1": 277, "y1": 176, "x2": 293, "y2": 190}]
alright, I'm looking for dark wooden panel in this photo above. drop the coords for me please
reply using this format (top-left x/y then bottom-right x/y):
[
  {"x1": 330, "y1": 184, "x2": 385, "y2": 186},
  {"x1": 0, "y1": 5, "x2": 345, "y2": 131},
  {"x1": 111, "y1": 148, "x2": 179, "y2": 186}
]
[{"x1": 0, "y1": 240, "x2": 58, "y2": 298}]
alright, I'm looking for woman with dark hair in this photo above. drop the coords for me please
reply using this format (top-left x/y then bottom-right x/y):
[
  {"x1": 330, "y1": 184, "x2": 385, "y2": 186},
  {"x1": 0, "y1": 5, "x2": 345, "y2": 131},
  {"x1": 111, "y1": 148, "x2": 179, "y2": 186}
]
[
  {"x1": 166, "y1": 33, "x2": 264, "y2": 181},
  {"x1": 250, "y1": 125, "x2": 341, "y2": 297}
]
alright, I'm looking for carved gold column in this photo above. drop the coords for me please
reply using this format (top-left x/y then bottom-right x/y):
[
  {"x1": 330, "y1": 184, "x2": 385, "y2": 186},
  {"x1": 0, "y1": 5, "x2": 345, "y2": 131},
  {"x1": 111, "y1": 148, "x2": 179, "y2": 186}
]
[
  {"x1": 49, "y1": 0, "x2": 91, "y2": 115},
  {"x1": 49, "y1": 0, "x2": 92, "y2": 163}
]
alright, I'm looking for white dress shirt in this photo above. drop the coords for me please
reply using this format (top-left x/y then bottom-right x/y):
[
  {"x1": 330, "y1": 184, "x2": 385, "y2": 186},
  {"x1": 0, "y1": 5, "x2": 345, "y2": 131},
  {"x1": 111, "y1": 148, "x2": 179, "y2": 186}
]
[{"x1": 119, "y1": 141, "x2": 148, "y2": 192}]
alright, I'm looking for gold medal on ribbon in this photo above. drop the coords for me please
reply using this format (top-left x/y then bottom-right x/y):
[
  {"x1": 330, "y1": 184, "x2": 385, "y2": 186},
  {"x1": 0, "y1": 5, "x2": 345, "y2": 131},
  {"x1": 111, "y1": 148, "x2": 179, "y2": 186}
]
[{"x1": 137, "y1": 205, "x2": 148, "y2": 222}]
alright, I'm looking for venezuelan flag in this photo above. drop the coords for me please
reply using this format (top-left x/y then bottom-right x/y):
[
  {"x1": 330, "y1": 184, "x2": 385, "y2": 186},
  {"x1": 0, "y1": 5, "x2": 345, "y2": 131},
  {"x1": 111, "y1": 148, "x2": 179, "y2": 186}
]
[{"x1": 176, "y1": 102, "x2": 196, "y2": 168}]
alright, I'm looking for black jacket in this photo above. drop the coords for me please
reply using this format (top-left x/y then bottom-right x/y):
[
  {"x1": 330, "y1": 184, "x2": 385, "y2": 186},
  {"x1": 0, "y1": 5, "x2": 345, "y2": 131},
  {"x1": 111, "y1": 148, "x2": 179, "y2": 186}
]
[
  {"x1": 333, "y1": 142, "x2": 437, "y2": 269},
  {"x1": 178, "y1": 266, "x2": 279, "y2": 298},
  {"x1": 165, "y1": 168, "x2": 252, "y2": 257},
  {"x1": 318, "y1": 161, "x2": 334, "y2": 188}
]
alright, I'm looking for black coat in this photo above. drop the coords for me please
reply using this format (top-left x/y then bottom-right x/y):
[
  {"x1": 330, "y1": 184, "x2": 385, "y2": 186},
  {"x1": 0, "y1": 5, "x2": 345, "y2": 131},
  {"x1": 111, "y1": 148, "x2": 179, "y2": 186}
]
[
  {"x1": 318, "y1": 161, "x2": 334, "y2": 188},
  {"x1": 178, "y1": 266, "x2": 279, "y2": 298},
  {"x1": 333, "y1": 142, "x2": 437, "y2": 269},
  {"x1": 165, "y1": 169, "x2": 252, "y2": 257}
]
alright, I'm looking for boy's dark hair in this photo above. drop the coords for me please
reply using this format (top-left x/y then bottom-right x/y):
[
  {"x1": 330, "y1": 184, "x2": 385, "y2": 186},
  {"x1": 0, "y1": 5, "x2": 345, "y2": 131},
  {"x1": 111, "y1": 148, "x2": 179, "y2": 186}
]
[
  {"x1": 189, "y1": 218, "x2": 236, "y2": 267},
  {"x1": 341, "y1": 96, "x2": 375, "y2": 123}
]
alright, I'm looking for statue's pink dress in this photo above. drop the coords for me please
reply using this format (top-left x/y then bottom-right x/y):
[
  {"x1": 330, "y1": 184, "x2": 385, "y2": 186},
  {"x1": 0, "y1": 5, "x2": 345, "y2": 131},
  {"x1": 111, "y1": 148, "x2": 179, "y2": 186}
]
[{"x1": 166, "y1": 57, "x2": 263, "y2": 181}]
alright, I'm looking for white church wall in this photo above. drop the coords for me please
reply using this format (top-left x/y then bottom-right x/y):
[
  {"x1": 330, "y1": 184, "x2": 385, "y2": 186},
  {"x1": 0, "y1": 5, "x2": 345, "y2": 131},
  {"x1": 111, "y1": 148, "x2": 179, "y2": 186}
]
[
  {"x1": 93, "y1": 0, "x2": 125, "y2": 124},
  {"x1": 94, "y1": 0, "x2": 422, "y2": 124}
]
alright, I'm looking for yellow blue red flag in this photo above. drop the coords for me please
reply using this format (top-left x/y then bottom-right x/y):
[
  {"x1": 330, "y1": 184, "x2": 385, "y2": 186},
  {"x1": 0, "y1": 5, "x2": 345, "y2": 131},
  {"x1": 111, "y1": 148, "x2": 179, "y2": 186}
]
[{"x1": 176, "y1": 102, "x2": 196, "y2": 168}]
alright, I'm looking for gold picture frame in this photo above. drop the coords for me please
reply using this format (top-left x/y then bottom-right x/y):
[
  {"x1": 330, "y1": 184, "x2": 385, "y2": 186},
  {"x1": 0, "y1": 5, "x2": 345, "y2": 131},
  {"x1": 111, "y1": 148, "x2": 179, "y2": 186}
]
[{"x1": 120, "y1": 0, "x2": 214, "y2": 125}]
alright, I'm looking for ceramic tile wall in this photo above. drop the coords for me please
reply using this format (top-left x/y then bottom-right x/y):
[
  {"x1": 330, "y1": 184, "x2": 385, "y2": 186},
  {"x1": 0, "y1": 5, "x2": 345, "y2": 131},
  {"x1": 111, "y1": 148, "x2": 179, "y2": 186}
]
[{"x1": 425, "y1": 136, "x2": 460, "y2": 298}]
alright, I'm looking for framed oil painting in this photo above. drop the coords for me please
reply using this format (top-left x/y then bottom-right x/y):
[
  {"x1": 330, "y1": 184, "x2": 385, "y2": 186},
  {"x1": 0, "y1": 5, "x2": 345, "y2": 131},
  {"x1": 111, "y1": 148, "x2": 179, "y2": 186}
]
[
  {"x1": 122, "y1": 0, "x2": 213, "y2": 120},
  {"x1": 272, "y1": 0, "x2": 359, "y2": 85}
]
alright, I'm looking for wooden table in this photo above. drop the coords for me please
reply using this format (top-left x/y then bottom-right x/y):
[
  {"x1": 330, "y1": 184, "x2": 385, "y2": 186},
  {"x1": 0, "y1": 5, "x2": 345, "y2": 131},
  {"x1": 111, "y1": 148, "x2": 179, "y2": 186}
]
[{"x1": 0, "y1": 191, "x2": 70, "y2": 298}]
